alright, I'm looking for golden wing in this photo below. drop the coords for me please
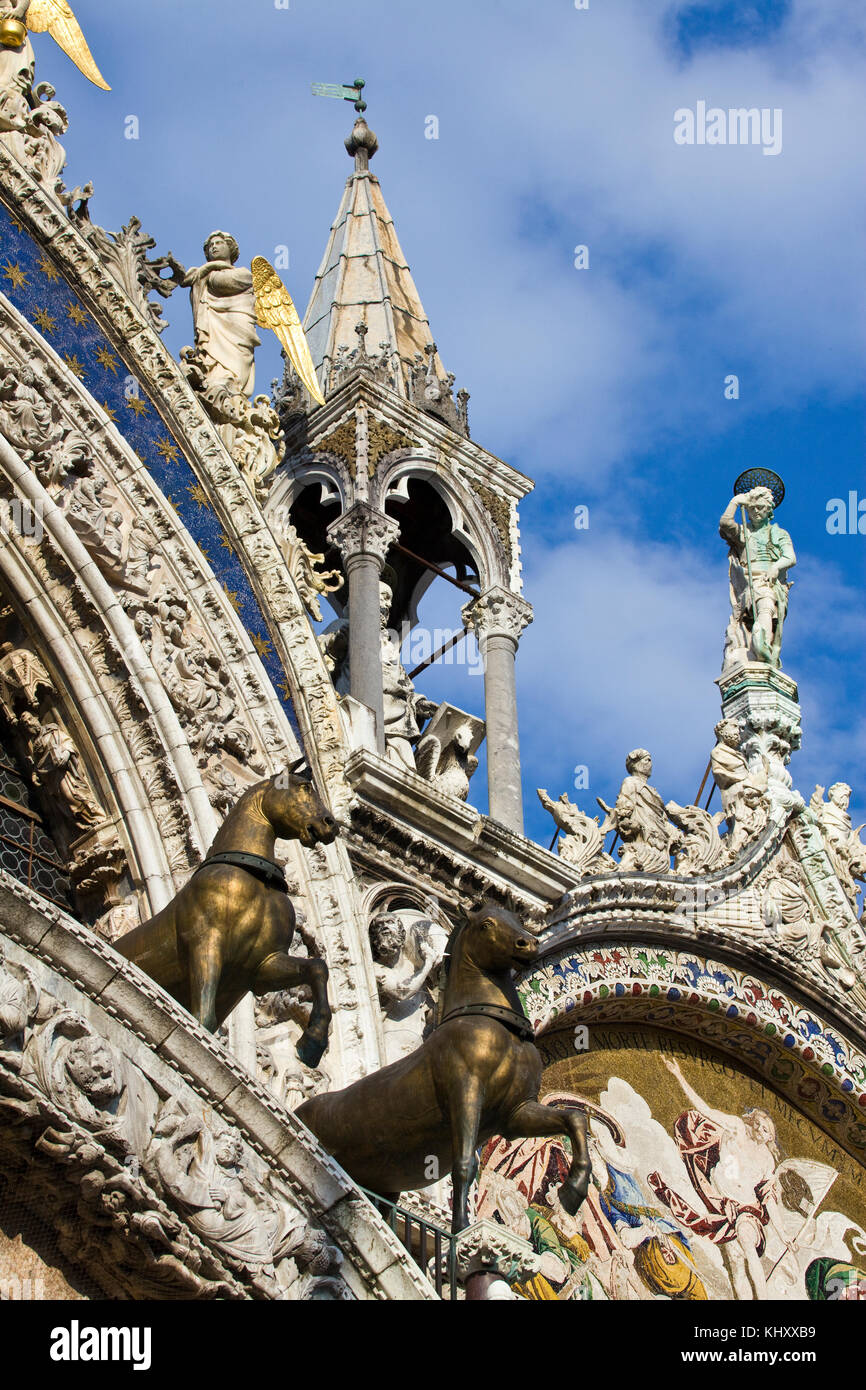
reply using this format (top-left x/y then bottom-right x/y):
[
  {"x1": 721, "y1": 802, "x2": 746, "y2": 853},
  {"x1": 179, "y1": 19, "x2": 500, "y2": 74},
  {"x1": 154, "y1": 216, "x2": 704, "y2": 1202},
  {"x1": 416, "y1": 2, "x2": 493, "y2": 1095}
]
[
  {"x1": 26, "y1": 0, "x2": 111, "y2": 91},
  {"x1": 251, "y1": 256, "x2": 325, "y2": 406}
]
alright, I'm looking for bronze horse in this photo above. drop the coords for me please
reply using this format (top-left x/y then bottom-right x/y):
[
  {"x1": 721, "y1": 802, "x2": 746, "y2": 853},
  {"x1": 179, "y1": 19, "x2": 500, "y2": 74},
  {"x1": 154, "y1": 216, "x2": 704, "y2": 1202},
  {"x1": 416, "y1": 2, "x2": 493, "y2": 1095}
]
[
  {"x1": 115, "y1": 762, "x2": 337, "y2": 1066},
  {"x1": 299, "y1": 902, "x2": 597, "y2": 1232}
]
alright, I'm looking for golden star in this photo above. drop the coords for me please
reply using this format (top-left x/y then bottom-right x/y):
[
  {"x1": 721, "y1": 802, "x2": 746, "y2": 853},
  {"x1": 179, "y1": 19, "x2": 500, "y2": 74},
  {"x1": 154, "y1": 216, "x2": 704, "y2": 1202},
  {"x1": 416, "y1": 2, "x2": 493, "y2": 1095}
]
[
  {"x1": 37, "y1": 254, "x2": 60, "y2": 283},
  {"x1": 250, "y1": 631, "x2": 272, "y2": 660},
  {"x1": 66, "y1": 301, "x2": 89, "y2": 327},
  {"x1": 33, "y1": 307, "x2": 57, "y2": 334},
  {"x1": 278, "y1": 680, "x2": 292, "y2": 702},
  {"x1": 2, "y1": 260, "x2": 28, "y2": 289},
  {"x1": 165, "y1": 494, "x2": 180, "y2": 513},
  {"x1": 197, "y1": 542, "x2": 211, "y2": 562},
  {"x1": 63, "y1": 353, "x2": 86, "y2": 380},
  {"x1": 155, "y1": 436, "x2": 180, "y2": 463},
  {"x1": 219, "y1": 531, "x2": 236, "y2": 556},
  {"x1": 186, "y1": 483, "x2": 210, "y2": 509},
  {"x1": 101, "y1": 401, "x2": 119, "y2": 422},
  {"x1": 126, "y1": 396, "x2": 150, "y2": 418},
  {"x1": 95, "y1": 346, "x2": 119, "y2": 375},
  {"x1": 222, "y1": 584, "x2": 241, "y2": 614}
]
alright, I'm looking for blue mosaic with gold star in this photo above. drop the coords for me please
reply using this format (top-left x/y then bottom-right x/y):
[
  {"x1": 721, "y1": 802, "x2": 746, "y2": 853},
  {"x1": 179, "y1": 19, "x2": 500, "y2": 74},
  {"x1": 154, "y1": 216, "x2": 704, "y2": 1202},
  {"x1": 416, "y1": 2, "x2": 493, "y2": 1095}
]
[{"x1": 0, "y1": 198, "x2": 301, "y2": 745}]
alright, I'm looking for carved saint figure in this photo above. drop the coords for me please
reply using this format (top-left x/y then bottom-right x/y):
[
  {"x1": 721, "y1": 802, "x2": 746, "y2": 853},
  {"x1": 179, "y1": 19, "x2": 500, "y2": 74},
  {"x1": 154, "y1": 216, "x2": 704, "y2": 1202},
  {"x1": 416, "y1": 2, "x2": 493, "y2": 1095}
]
[
  {"x1": 720, "y1": 487, "x2": 796, "y2": 669},
  {"x1": 598, "y1": 750, "x2": 679, "y2": 873},
  {"x1": 0, "y1": 939, "x2": 37, "y2": 1053},
  {"x1": 725, "y1": 781, "x2": 769, "y2": 859},
  {"x1": 369, "y1": 911, "x2": 443, "y2": 1063},
  {"x1": 710, "y1": 719, "x2": 752, "y2": 820},
  {"x1": 18, "y1": 708, "x2": 103, "y2": 829},
  {"x1": 810, "y1": 783, "x2": 866, "y2": 906}
]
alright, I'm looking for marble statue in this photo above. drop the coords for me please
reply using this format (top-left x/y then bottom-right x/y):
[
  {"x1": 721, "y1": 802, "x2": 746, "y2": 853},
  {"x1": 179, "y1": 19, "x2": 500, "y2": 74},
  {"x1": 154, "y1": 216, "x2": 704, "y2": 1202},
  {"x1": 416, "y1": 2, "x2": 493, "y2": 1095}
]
[
  {"x1": 710, "y1": 718, "x2": 752, "y2": 820},
  {"x1": 416, "y1": 705, "x2": 483, "y2": 802},
  {"x1": 369, "y1": 911, "x2": 444, "y2": 1063},
  {"x1": 598, "y1": 750, "x2": 680, "y2": 873},
  {"x1": 720, "y1": 487, "x2": 796, "y2": 669},
  {"x1": 810, "y1": 783, "x2": 866, "y2": 907},
  {"x1": 18, "y1": 709, "x2": 104, "y2": 829},
  {"x1": 174, "y1": 232, "x2": 260, "y2": 396}
]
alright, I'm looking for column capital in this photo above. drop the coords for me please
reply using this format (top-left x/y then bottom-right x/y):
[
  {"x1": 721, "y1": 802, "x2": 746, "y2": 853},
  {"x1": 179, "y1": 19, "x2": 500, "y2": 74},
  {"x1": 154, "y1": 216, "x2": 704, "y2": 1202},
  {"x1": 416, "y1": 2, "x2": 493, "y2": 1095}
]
[
  {"x1": 462, "y1": 586, "x2": 533, "y2": 645},
  {"x1": 327, "y1": 503, "x2": 399, "y2": 569},
  {"x1": 455, "y1": 1218, "x2": 540, "y2": 1285}
]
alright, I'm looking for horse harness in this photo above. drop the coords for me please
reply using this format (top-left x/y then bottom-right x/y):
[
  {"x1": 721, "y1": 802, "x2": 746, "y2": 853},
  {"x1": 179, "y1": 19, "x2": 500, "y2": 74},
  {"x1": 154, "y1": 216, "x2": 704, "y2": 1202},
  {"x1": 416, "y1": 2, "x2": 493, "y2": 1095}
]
[
  {"x1": 193, "y1": 851, "x2": 288, "y2": 894},
  {"x1": 438, "y1": 1003, "x2": 535, "y2": 1043}
]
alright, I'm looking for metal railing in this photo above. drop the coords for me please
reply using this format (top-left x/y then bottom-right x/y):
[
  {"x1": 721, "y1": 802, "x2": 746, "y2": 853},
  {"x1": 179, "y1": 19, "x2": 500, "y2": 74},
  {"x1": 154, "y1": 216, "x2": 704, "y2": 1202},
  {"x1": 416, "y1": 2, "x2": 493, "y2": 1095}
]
[{"x1": 360, "y1": 1188, "x2": 459, "y2": 1300}]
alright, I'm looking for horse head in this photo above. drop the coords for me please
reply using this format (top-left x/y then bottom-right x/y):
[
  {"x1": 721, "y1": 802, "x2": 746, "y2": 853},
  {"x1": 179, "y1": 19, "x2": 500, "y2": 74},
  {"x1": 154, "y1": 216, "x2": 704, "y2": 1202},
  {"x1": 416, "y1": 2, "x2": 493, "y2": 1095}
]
[
  {"x1": 452, "y1": 901, "x2": 539, "y2": 975},
  {"x1": 265, "y1": 759, "x2": 338, "y2": 848}
]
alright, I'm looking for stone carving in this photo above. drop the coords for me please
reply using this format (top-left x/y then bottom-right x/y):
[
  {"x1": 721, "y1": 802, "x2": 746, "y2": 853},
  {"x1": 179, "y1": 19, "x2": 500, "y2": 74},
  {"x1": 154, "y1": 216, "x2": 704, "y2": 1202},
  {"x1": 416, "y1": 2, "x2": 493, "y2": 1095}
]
[
  {"x1": 810, "y1": 783, "x2": 866, "y2": 908},
  {"x1": 0, "y1": 938, "x2": 38, "y2": 1060},
  {"x1": 0, "y1": 640, "x2": 52, "y2": 718},
  {"x1": 666, "y1": 800, "x2": 725, "y2": 875},
  {"x1": 724, "y1": 780, "x2": 770, "y2": 859},
  {"x1": 369, "y1": 910, "x2": 445, "y2": 1063},
  {"x1": 268, "y1": 510, "x2": 341, "y2": 622},
  {"x1": 64, "y1": 473, "x2": 125, "y2": 581},
  {"x1": 710, "y1": 718, "x2": 753, "y2": 820},
  {"x1": 537, "y1": 788, "x2": 615, "y2": 875},
  {"x1": 148, "y1": 1104, "x2": 343, "y2": 1298},
  {"x1": 18, "y1": 708, "x2": 104, "y2": 830},
  {"x1": 0, "y1": 931, "x2": 351, "y2": 1300},
  {"x1": 720, "y1": 487, "x2": 796, "y2": 670},
  {"x1": 416, "y1": 704, "x2": 483, "y2": 802},
  {"x1": 407, "y1": 344, "x2": 470, "y2": 437},
  {"x1": 760, "y1": 859, "x2": 823, "y2": 955},
  {"x1": 64, "y1": 207, "x2": 177, "y2": 333},
  {"x1": 597, "y1": 750, "x2": 680, "y2": 874},
  {"x1": 94, "y1": 892, "x2": 141, "y2": 943},
  {"x1": 327, "y1": 502, "x2": 400, "y2": 569}
]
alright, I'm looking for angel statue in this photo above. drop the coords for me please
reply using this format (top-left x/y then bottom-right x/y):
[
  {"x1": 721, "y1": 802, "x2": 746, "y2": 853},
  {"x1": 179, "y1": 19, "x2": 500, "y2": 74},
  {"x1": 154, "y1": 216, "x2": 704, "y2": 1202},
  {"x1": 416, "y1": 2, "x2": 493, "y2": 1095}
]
[
  {"x1": 170, "y1": 236, "x2": 324, "y2": 499},
  {"x1": 0, "y1": 1, "x2": 110, "y2": 91}
]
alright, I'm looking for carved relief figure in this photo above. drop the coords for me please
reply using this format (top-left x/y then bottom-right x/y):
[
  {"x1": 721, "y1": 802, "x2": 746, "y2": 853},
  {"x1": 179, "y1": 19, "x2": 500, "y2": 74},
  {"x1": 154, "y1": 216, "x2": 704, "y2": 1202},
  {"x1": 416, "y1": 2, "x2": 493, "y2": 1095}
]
[
  {"x1": 369, "y1": 911, "x2": 443, "y2": 1063},
  {"x1": 18, "y1": 709, "x2": 104, "y2": 829},
  {"x1": 720, "y1": 487, "x2": 796, "y2": 669},
  {"x1": 268, "y1": 511, "x2": 341, "y2": 623},
  {"x1": 0, "y1": 640, "x2": 52, "y2": 718}
]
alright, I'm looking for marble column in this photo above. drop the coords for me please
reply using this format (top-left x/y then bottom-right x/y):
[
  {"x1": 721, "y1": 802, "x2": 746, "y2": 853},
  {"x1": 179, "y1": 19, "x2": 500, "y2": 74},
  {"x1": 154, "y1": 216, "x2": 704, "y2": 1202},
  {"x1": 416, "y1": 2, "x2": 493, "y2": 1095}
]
[
  {"x1": 463, "y1": 586, "x2": 532, "y2": 835},
  {"x1": 328, "y1": 504, "x2": 399, "y2": 755}
]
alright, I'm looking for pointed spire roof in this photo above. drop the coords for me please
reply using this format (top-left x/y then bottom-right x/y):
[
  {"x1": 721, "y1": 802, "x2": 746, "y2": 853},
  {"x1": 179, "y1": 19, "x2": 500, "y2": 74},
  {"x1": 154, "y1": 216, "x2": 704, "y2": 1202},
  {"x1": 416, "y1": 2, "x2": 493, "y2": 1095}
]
[{"x1": 303, "y1": 115, "x2": 447, "y2": 399}]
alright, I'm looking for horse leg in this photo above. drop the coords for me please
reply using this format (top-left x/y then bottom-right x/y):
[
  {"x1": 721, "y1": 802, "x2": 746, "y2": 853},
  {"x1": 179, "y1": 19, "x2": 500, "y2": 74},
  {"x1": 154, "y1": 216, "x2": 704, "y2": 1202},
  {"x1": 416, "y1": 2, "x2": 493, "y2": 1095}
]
[
  {"x1": 503, "y1": 1101, "x2": 591, "y2": 1216},
  {"x1": 253, "y1": 953, "x2": 331, "y2": 1068},
  {"x1": 189, "y1": 940, "x2": 222, "y2": 1033},
  {"x1": 446, "y1": 1076, "x2": 484, "y2": 1234}
]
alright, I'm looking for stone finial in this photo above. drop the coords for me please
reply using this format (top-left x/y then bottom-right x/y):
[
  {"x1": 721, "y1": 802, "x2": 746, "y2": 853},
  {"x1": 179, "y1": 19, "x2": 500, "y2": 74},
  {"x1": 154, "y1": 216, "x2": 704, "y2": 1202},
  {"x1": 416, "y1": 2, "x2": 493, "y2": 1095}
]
[{"x1": 345, "y1": 117, "x2": 379, "y2": 171}]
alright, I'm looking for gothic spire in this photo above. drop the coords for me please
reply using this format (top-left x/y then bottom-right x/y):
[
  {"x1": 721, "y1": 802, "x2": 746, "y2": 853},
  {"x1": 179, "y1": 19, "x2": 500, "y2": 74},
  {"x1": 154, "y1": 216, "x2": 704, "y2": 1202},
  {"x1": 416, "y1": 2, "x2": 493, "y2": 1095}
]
[{"x1": 302, "y1": 113, "x2": 451, "y2": 403}]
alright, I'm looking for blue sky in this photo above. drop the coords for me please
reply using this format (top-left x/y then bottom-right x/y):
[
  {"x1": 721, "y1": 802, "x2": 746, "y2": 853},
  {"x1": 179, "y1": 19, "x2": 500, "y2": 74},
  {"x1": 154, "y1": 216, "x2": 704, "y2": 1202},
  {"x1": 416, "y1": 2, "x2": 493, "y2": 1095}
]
[{"x1": 31, "y1": 0, "x2": 866, "y2": 850}]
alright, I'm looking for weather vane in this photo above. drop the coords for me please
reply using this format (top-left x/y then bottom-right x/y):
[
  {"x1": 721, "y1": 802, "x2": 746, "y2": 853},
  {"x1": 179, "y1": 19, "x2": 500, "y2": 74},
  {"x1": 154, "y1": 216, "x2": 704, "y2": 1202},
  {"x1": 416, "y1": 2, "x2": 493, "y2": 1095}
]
[
  {"x1": 311, "y1": 78, "x2": 367, "y2": 113},
  {"x1": 0, "y1": 1, "x2": 110, "y2": 90}
]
